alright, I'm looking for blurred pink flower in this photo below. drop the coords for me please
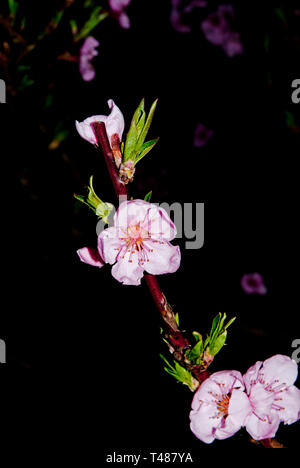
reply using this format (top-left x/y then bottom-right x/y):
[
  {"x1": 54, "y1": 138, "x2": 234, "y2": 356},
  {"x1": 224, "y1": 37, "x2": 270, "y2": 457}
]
[
  {"x1": 79, "y1": 36, "x2": 99, "y2": 82},
  {"x1": 240, "y1": 273, "x2": 267, "y2": 295},
  {"x1": 243, "y1": 355, "x2": 300, "y2": 440},
  {"x1": 170, "y1": 0, "x2": 207, "y2": 33},
  {"x1": 75, "y1": 99, "x2": 125, "y2": 148},
  {"x1": 77, "y1": 199, "x2": 181, "y2": 286},
  {"x1": 190, "y1": 370, "x2": 252, "y2": 443},
  {"x1": 201, "y1": 5, "x2": 243, "y2": 57},
  {"x1": 109, "y1": 0, "x2": 131, "y2": 29},
  {"x1": 194, "y1": 123, "x2": 213, "y2": 147}
]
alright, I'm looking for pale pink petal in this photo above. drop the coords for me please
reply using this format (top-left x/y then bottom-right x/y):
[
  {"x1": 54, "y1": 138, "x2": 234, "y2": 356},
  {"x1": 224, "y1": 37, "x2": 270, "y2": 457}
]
[
  {"x1": 143, "y1": 205, "x2": 177, "y2": 241},
  {"x1": 259, "y1": 355, "x2": 298, "y2": 389},
  {"x1": 98, "y1": 227, "x2": 122, "y2": 265},
  {"x1": 79, "y1": 36, "x2": 99, "y2": 82},
  {"x1": 277, "y1": 385, "x2": 300, "y2": 425},
  {"x1": 105, "y1": 99, "x2": 125, "y2": 143},
  {"x1": 209, "y1": 370, "x2": 245, "y2": 393},
  {"x1": 75, "y1": 115, "x2": 108, "y2": 145},
  {"x1": 77, "y1": 247, "x2": 104, "y2": 268},
  {"x1": 111, "y1": 249, "x2": 144, "y2": 285},
  {"x1": 143, "y1": 241, "x2": 180, "y2": 275},
  {"x1": 228, "y1": 388, "x2": 252, "y2": 424},
  {"x1": 245, "y1": 411, "x2": 280, "y2": 440},
  {"x1": 190, "y1": 402, "x2": 220, "y2": 444},
  {"x1": 247, "y1": 383, "x2": 274, "y2": 420},
  {"x1": 243, "y1": 360, "x2": 262, "y2": 394},
  {"x1": 191, "y1": 378, "x2": 224, "y2": 408},
  {"x1": 118, "y1": 12, "x2": 130, "y2": 28},
  {"x1": 216, "y1": 390, "x2": 251, "y2": 439},
  {"x1": 75, "y1": 99, "x2": 124, "y2": 146},
  {"x1": 114, "y1": 199, "x2": 152, "y2": 229}
]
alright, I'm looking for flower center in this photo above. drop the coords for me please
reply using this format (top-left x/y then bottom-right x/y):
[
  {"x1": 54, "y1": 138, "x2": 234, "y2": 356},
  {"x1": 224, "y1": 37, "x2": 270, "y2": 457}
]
[
  {"x1": 216, "y1": 394, "x2": 230, "y2": 415},
  {"x1": 119, "y1": 223, "x2": 152, "y2": 265},
  {"x1": 208, "y1": 388, "x2": 231, "y2": 419}
]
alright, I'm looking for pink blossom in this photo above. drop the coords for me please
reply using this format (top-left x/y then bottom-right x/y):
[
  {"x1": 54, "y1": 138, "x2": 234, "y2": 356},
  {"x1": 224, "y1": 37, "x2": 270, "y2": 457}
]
[
  {"x1": 201, "y1": 5, "x2": 243, "y2": 57},
  {"x1": 75, "y1": 99, "x2": 125, "y2": 148},
  {"x1": 190, "y1": 370, "x2": 252, "y2": 443},
  {"x1": 243, "y1": 355, "x2": 300, "y2": 440},
  {"x1": 77, "y1": 247, "x2": 104, "y2": 268},
  {"x1": 109, "y1": 0, "x2": 131, "y2": 29},
  {"x1": 77, "y1": 199, "x2": 181, "y2": 286},
  {"x1": 240, "y1": 273, "x2": 267, "y2": 295},
  {"x1": 79, "y1": 36, "x2": 99, "y2": 82},
  {"x1": 170, "y1": 0, "x2": 207, "y2": 33},
  {"x1": 194, "y1": 123, "x2": 213, "y2": 147}
]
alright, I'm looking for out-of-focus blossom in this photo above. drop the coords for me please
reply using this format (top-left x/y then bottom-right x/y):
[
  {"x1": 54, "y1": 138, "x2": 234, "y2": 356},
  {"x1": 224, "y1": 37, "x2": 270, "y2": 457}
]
[
  {"x1": 243, "y1": 355, "x2": 300, "y2": 440},
  {"x1": 79, "y1": 36, "x2": 99, "y2": 82},
  {"x1": 190, "y1": 370, "x2": 252, "y2": 443},
  {"x1": 194, "y1": 123, "x2": 213, "y2": 147},
  {"x1": 75, "y1": 99, "x2": 125, "y2": 148},
  {"x1": 109, "y1": 0, "x2": 131, "y2": 29},
  {"x1": 201, "y1": 5, "x2": 243, "y2": 57},
  {"x1": 240, "y1": 273, "x2": 267, "y2": 295},
  {"x1": 77, "y1": 199, "x2": 181, "y2": 286},
  {"x1": 170, "y1": 0, "x2": 207, "y2": 33}
]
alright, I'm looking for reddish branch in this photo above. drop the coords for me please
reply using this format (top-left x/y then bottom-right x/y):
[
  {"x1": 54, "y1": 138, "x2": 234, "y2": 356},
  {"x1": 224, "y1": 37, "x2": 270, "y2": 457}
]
[
  {"x1": 91, "y1": 122, "x2": 196, "y2": 370},
  {"x1": 91, "y1": 121, "x2": 279, "y2": 447}
]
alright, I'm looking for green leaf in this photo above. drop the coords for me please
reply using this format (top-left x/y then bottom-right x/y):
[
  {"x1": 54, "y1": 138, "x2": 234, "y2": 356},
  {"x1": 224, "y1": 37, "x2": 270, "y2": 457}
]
[
  {"x1": 160, "y1": 355, "x2": 195, "y2": 389},
  {"x1": 135, "y1": 138, "x2": 159, "y2": 164},
  {"x1": 19, "y1": 74, "x2": 34, "y2": 90},
  {"x1": 206, "y1": 313, "x2": 236, "y2": 356},
  {"x1": 209, "y1": 313, "x2": 221, "y2": 341},
  {"x1": 285, "y1": 111, "x2": 296, "y2": 129},
  {"x1": 70, "y1": 19, "x2": 78, "y2": 36},
  {"x1": 8, "y1": 0, "x2": 18, "y2": 16},
  {"x1": 187, "y1": 339, "x2": 203, "y2": 365},
  {"x1": 123, "y1": 99, "x2": 159, "y2": 164},
  {"x1": 144, "y1": 190, "x2": 152, "y2": 202},
  {"x1": 74, "y1": 175, "x2": 113, "y2": 223},
  {"x1": 123, "y1": 99, "x2": 144, "y2": 162},
  {"x1": 137, "y1": 98, "x2": 158, "y2": 147},
  {"x1": 74, "y1": 6, "x2": 108, "y2": 42},
  {"x1": 209, "y1": 331, "x2": 227, "y2": 356},
  {"x1": 175, "y1": 312, "x2": 179, "y2": 327},
  {"x1": 192, "y1": 331, "x2": 201, "y2": 342}
]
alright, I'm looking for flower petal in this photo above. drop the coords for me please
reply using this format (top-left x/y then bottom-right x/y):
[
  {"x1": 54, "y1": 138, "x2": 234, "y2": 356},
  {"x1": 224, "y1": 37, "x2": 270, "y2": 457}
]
[
  {"x1": 277, "y1": 385, "x2": 300, "y2": 425},
  {"x1": 75, "y1": 99, "x2": 124, "y2": 146},
  {"x1": 143, "y1": 241, "x2": 180, "y2": 275},
  {"x1": 114, "y1": 199, "x2": 151, "y2": 228},
  {"x1": 75, "y1": 115, "x2": 107, "y2": 145},
  {"x1": 259, "y1": 354, "x2": 298, "y2": 389},
  {"x1": 98, "y1": 227, "x2": 122, "y2": 265},
  {"x1": 243, "y1": 360, "x2": 262, "y2": 394},
  {"x1": 111, "y1": 250, "x2": 144, "y2": 286},
  {"x1": 77, "y1": 247, "x2": 104, "y2": 268},
  {"x1": 143, "y1": 205, "x2": 177, "y2": 241},
  {"x1": 225, "y1": 388, "x2": 252, "y2": 430},
  {"x1": 105, "y1": 99, "x2": 125, "y2": 143},
  {"x1": 245, "y1": 411, "x2": 280, "y2": 440},
  {"x1": 190, "y1": 402, "x2": 220, "y2": 444}
]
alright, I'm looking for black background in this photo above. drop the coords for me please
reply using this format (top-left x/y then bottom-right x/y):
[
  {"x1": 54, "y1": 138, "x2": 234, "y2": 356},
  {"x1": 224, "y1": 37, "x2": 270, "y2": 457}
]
[{"x1": 1, "y1": 0, "x2": 300, "y2": 458}]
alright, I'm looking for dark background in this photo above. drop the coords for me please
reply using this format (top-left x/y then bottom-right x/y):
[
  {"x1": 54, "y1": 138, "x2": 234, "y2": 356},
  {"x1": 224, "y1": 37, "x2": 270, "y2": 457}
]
[{"x1": 1, "y1": 0, "x2": 300, "y2": 458}]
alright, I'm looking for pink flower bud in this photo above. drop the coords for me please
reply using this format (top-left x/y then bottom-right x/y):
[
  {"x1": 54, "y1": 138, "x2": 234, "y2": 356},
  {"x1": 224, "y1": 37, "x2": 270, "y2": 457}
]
[{"x1": 75, "y1": 99, "x2": 125, "y2": 148}]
